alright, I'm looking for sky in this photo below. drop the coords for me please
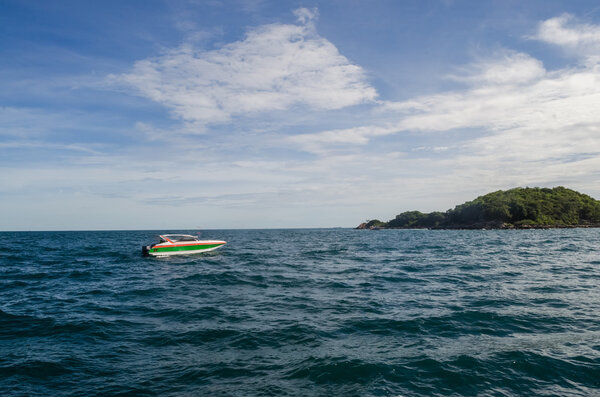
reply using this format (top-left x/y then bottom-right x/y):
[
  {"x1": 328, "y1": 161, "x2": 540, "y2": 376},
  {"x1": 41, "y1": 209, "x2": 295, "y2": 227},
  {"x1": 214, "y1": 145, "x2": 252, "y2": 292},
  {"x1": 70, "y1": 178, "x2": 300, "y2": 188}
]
[{"x1": 2, "y1": 0, "x2": 600, "y2": 230}]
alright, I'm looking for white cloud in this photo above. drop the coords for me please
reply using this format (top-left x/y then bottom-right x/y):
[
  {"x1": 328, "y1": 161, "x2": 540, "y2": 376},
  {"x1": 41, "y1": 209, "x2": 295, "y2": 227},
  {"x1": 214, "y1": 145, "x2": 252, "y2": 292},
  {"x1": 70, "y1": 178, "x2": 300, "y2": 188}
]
[
  {"x1": 394, "y1": 65, "x2": 600, "y2": 134},
  {"x1": 0, "y1": 140, "x2": 103, "y2": 155},
  {"x1": 448, "y1": 51, "x2": 546, "y2": 86},
  {"x1": 293, "y1": 7, "x2": 318, "y2": 25},
  {"x1": 117, "y1": 8, "x2": 376, "y2": 128},
  {"x1": 288, "y1": 124, "x2": 401, "y2": 152},
  {"x1": 297, "y1": 48, "x2": 600, "y2": 157},
  {"x1": 533, "y1": 14, "x2": 600, "y2": 60}
]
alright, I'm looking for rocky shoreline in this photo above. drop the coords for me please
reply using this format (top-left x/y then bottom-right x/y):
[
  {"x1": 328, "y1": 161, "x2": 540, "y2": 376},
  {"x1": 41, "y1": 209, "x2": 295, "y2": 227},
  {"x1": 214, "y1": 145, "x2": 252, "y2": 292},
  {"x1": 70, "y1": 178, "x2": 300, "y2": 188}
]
[{"x1": 356, "y1": 222, "x2": 600, "y2": 230}]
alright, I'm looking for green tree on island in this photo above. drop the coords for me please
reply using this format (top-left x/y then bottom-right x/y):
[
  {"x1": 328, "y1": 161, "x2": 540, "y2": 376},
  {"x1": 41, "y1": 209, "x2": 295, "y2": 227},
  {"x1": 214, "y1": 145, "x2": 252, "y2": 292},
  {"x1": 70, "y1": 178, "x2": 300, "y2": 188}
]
[{"x1": 358, "y1": 187, "x2": 600, "y2": 229}]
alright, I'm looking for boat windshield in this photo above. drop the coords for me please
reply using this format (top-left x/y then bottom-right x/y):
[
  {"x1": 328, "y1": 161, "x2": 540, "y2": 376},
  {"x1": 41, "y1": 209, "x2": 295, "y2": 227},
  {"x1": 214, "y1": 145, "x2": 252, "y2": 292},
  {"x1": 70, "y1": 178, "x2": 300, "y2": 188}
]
[{"x1": 160, "y1": 234, "x2": 198, "y2": 243}]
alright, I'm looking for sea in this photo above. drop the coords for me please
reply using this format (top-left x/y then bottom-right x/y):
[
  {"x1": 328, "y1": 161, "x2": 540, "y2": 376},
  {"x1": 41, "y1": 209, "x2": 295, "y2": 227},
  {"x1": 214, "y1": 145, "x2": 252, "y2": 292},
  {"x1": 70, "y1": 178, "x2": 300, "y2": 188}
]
[{"x1": 1, "y1": 228, "x2": 599, "y2": 396}]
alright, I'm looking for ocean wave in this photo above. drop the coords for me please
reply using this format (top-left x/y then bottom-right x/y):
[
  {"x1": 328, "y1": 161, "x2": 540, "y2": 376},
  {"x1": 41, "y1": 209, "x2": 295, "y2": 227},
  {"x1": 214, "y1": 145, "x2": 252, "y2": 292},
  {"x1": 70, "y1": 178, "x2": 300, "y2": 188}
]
[
  {"x1": 0, "y1": 359, "x2": 74, "y2": 378},
  {"x1": 0, "y1": 309, "x2": 132, "y2": 340},
  {"x1": 340, "y1": 310, "x2": 571, "y2": 337}
]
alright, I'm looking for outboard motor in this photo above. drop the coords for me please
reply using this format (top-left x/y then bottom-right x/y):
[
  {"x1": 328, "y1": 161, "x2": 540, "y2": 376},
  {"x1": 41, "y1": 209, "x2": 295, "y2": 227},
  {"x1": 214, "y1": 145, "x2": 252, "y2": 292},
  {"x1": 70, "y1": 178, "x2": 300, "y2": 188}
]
[{"x1": 142, "y1": 245, "x2": 151, "y2": 257}]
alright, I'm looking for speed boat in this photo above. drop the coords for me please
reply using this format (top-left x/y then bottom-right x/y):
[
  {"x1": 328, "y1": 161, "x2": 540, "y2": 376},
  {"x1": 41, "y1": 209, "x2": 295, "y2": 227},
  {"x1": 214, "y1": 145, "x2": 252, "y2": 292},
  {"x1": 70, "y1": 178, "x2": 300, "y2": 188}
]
[{"x1": 142, "y1": 234, "x2": 226, "y2": 257}]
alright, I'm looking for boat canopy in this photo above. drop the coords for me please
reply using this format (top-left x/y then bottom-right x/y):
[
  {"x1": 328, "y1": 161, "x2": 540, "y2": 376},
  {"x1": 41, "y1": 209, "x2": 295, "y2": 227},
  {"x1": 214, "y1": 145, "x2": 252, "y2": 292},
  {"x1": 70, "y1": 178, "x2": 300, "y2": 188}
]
[{"x1": 159, "y1": 234, "x2": 199, "y2": 243}]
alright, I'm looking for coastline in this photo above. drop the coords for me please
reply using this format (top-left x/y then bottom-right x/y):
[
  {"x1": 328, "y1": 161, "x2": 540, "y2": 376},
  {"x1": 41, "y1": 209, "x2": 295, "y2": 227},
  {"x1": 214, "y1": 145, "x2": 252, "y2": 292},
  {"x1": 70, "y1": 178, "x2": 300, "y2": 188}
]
[{"x1": 356, "y1": 222, "x2": 600, "y2": 230}]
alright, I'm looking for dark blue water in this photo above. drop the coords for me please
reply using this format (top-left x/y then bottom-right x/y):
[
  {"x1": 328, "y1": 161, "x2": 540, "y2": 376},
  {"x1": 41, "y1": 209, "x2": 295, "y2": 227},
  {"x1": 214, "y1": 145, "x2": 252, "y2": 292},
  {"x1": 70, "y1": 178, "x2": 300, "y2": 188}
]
[{"x1": 1, "y1": 229, "x2": 600, "y2": 396}]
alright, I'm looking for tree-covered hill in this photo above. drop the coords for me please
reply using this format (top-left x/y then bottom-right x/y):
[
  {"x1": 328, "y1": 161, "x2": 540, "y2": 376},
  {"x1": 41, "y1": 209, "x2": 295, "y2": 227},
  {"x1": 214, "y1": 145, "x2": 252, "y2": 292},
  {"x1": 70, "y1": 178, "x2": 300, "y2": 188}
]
[{"x1": 357, "y1": 187, "x2": 600, "y2": 229}]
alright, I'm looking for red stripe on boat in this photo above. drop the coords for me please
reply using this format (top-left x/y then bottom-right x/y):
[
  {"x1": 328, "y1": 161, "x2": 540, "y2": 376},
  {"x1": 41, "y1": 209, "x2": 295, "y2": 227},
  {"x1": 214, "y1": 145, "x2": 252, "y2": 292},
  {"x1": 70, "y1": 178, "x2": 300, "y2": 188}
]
[{"x1": 158, "y1": 242, "x2": 225, "y2": 248}]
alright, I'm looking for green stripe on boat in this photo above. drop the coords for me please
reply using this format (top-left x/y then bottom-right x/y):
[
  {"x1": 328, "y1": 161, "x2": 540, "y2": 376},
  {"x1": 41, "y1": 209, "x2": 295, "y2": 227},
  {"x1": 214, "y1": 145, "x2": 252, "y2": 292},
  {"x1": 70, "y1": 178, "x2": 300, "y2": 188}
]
[{"x1": 151, "y1": 243, "x2": 224, "y2": 253}]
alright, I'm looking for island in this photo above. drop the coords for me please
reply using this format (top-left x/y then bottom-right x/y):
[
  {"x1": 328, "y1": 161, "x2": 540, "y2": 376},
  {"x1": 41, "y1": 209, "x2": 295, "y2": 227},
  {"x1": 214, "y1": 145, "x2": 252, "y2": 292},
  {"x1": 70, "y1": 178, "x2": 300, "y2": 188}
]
[{"x1": 357, "y1": 187, "x2": 600, "y2": 230}]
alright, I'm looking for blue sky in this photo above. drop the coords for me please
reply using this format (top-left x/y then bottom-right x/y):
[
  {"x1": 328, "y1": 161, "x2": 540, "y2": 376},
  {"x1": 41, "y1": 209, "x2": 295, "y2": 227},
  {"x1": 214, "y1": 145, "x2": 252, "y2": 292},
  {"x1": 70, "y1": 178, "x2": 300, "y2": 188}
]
[{"x1": 2, "y1": 0, "x2": 600, "y2": 230}]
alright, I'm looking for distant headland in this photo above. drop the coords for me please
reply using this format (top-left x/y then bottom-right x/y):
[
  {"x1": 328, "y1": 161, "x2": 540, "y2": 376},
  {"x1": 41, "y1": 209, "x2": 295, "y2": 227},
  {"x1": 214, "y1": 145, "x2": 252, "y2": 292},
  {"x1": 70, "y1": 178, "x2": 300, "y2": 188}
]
[{"x1": 357, "y1": 187, "x2": 600, "y2": 230}]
